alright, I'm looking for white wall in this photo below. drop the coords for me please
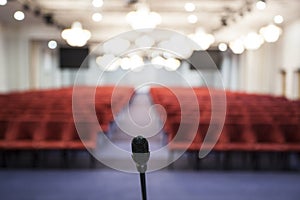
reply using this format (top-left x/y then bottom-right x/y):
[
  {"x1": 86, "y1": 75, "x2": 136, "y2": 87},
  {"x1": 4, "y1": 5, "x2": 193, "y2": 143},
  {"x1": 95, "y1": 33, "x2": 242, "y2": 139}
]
[
  {"x1": 281, "y1": 19, "x2": 300, "y2": 99},
  {"x1": 0, "y1": 23, "x2": 7, "y2": 92},
  {"x1": 238, "y1": 40, "x2": 282, "y2": 96},
  {"x1": 0, "y1": 24, "x2": 62, "y2": 92},
  {"x1": 0, "y1": 24, "x2": 32, "y2": 91},
  {"x1": 236, "y1": 18, "x2": 300, "y2": 99}
]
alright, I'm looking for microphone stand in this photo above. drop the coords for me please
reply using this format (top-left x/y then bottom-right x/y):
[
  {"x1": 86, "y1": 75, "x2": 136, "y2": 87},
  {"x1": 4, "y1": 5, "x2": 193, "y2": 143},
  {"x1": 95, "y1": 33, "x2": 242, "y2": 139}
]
[{"x1": 140, "y1": 173, "x2": 147, "y2": 200}]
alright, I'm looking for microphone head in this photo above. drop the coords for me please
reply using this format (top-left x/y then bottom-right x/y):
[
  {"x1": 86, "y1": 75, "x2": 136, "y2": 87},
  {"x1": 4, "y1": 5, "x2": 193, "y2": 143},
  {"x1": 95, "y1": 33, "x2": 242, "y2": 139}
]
[{"x1": 131, "y1": 136, "x2": 149, "y2": 153}]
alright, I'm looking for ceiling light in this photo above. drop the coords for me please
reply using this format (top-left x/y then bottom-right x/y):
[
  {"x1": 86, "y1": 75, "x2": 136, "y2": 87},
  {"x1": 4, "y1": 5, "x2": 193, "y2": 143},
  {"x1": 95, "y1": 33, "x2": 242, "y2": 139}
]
[
  {"x1": 229, "y1": 38, "x2": 244, "y2": 54},
  {"x1": 158, "y1": 34, "x2": 194, "y2": 59},
  {"x1": 92, "y1": 12, "x2": 103, "y2": 22},
  {"x1": 256, "y1": 0, "x2": 266, "y2": 10},
  {"x1": 151, "y1": 56, "x2": 165, "y2": 68},
  {"x1": 96, "y1": 54, "x2": 119, "y2": 71},
  {"x1": 259, "y1": 24, "x2": 282, "y2": 43},
  {"x1": 120, "y1": 57, "x2": 131, "y2": 70},
  {"x1": 126, "y1": 4, "x2": 161, "y2": 29},
  {"x1": 130, "y1": 55, "x2": 144, "y2": 71},
  {"x1": 187, "y1": 14, "x2": 198, "y2": 24},
  {"x1": 14, "y1": 11, "x2": 25, "y2": 21},
  {"x1": 218, "y1": 43, "x2": 227, "y2": 51},
  {"x1": 61, "y1": 21, "x2": 91, "y2": 47},
  {"x1": 184, "y1": 3, "x2": 195, "y2": 12},
  {"x1": 48, "y1": 40, "x2": 57, "y2": 49},
  {"x1": 92, "y1": 0, "x2": 103, "y2": 8},
  {"x1": 135, "y1": 35, "x2": 155, "y2": 47},
  {"x1": 165, "y1": 58, "x2": 181, "y2": 71},
  {"x1": 0, "y1": 0, "x2": 7, "y2": 6},
  {"x1": 274, "y1": 15, "x2": 283, "y2": 24},
  {"x1": 189, "y1": 28, "x2": 215, "y2": 50},
  {"x1": 244, "y1": 32, "x2": 264, "y2": 50}
]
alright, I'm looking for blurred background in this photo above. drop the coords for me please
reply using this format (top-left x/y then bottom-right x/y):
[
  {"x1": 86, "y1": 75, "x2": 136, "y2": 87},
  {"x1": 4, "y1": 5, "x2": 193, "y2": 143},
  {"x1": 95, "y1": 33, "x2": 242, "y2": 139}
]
[{"x1": 0, "y1": 0, "x2": 300, "y2": 200}]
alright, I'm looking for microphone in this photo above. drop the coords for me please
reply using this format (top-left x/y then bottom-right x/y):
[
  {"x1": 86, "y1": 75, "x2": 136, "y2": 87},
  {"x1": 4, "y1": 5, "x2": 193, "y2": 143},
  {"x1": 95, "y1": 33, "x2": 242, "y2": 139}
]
[
  {"x1": 131, "y1": 136, "x2": 150, "y2": 173},
  {"x1": 131, "y1": 136, "x2": 150, "y2": 200}
]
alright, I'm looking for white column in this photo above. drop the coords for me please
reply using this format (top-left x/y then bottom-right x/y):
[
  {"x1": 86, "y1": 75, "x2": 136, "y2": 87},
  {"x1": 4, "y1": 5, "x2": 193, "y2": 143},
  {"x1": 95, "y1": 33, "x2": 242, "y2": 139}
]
[
  {"x1": 0, "y1": 23, "x2": 7, "y2": 92},
  {"x1": 282, "y1": 19, "x2": 300, "y2": 99}
]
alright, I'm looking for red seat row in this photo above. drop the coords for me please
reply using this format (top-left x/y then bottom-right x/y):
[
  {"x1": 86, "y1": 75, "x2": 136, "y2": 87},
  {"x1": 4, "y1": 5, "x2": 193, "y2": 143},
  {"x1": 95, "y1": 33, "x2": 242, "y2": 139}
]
[
  {"x1": 150, "y1": 87, "x2": 300, "y2": 153},
  {"x1": 0, "y1": 86, "x2": 134, "y2": 151},
  {"x1": 0, "y1": 119, "x2": 97, "y2": 150}
]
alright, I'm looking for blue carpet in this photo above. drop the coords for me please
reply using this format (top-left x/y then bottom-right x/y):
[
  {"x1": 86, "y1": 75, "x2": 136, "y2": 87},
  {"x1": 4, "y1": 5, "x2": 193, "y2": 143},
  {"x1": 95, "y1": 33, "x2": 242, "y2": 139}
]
[{"x1": 0, "y1": 169, "x2": 300, "y2": 200}]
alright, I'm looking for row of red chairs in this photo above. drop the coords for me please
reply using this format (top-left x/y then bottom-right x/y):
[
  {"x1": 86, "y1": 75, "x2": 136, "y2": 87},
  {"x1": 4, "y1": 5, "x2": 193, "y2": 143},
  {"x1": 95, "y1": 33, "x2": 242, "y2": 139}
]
[
  {"x1": 150, "y1": 87, "x2": 300, "y2": 153},
  {"x1": 0, "y1": 119, "x2": 97, "y2": 150},
  {"x1": 0, "y1": 86, "x2": 134, "y2": 151}
]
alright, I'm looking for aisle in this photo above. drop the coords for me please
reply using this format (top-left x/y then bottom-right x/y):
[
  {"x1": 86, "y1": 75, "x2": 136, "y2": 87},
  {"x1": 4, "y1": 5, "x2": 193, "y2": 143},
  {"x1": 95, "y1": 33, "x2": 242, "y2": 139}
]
[
  {"x1": 110, "y1": 92, "x2": 165, "y2": 151},
  {"x1": 92, "y1": 92, "x2": 169, "y2": 171}
]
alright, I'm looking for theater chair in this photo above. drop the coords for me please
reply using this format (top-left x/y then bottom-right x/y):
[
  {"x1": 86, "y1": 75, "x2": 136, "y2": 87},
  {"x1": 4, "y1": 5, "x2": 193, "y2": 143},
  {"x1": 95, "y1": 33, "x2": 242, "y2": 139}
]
[
  {"x1": 35, "y1": 120, "x2": 71, "y2": 167},
  {"x1": 168, "y1": 120, "x2": 201, "y2": 169},
  {"x1": 65, "y1": 121, "x2": 99, "y2": 168},
  {"x1": 220, "y1": 120, "x2": 254, "y2": 169},
  {"x1": 5, "y1": 120, "x2": 43, "y2": 167},
  {"x1": 249, "y1": 120, "x2": 285, "y2": 170},
  {"x1": 0, "y1": 120, "x2": 10, "y2": 149},
  {"x1": 0, "y1": 120, "x2": 11, "y2": 167},
  {"x1": 280, "y1": 122, "x2": 300, "y2": 152},
  {"x1": 278, "y1": 121, "x2": 300, "y2": 170}
]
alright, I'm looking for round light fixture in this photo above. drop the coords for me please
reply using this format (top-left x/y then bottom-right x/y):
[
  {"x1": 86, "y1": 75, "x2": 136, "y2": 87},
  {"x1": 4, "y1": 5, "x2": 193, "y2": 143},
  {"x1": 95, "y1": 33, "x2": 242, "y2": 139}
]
[
  {"x1": 61, "y1": 21, "x2": 91, "y2": 47},
  {"x1": 218, "y1": 43, "x2": 227, "y2": 52},
  {"x1": 256, "y1": 0, "x2": 266, "y2": 10},
  {"x1": 189, "y1": 28, "x2": 215, "y2": 50},
  {"x1": 120, "y1": 57, "x2": 131, "y2": 70},
  {"x1": 165, "y1": 58, "x2": 181, "y2": 71},
  {"x1": 14, "y1": 11, "x2": 25, "y2": 21},
  {"x1": 151, "y1": 56, "x2": 165, "y2": 68},
  {"x1": 126, "y1": 6, "x2": 161, "y2": 29},
  {"x1": 92, "y1": 0, "x2": 103, "y2": 8},
  {"x1": 92, "y1": 13, "x2": 103, "y2": 22},
  {"x1": 244, "y1": 32, "x2": 264, "y2": 50},
  {"x1": 187, "y1": 14, "x2": 198, "y2": 24},
  {"x1": 259, "y1": 24, "x2": 282, "y2": 43},
  {"x1": 0, "y1": 0, "x2": 7, "y2": 6},
  {"x1": 229, "y1": 38, "x2": 244, "y2": 54},
  {"x1": 274, "y1": 15, "x2": 283, "y2": 24},
  {"x1": 48, "y1": 40, "x2": 57, "y2": 49},
  {"x1": 184, "y1": 3, "x2": 196, "y2": 12},
  {"x1": 96, "y1": 54, "x2": 119, "y2": 71}
]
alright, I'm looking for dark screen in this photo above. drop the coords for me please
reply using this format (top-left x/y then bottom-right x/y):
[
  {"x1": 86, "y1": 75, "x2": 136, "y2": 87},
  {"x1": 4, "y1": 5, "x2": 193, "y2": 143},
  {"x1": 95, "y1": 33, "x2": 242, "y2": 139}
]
[
  {"x1": 59, "y1": 47, "x2": 89, "y2": 69},
  {"x1": 189, "y1": 50, "x2": 223, "y2": 70}
]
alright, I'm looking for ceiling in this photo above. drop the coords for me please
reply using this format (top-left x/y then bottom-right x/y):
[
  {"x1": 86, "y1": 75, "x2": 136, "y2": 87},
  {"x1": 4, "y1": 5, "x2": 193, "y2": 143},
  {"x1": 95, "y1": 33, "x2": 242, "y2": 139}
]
[{"x1": 0, "y1": 0, "x2": 300, "y2": 45}]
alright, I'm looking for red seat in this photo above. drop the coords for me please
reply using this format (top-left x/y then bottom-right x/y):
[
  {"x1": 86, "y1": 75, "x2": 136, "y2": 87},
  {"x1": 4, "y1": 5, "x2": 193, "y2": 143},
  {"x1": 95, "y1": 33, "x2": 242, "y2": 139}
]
[
  {"x1": 5, "y1": 120, "x2": 42, "y2": 149},
  {"x1": 35, "y1": 121, "x2": 71, "y2": 149},
  {"x1": 251, "y1": 123, "x2": 285, "y2": 151},
  {"x1": 279, "y1": 122, "x2": 300, "y2": 151},
  {"x1": 0, "y1": 120, "x2": 11, "y2": 149},
  {"x1": 65, "y1": 121, "x2": 98, "y2": 150},
  {"x1": 168, "y1": 121, "x2": 201, "y2": 151}
]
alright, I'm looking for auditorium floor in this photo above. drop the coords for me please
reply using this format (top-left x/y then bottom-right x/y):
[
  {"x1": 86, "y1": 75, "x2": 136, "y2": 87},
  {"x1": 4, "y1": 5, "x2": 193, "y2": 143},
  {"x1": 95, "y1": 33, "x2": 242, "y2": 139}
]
[{"x1": 0, "y1": 169, "x2": 299, "y2": 200}]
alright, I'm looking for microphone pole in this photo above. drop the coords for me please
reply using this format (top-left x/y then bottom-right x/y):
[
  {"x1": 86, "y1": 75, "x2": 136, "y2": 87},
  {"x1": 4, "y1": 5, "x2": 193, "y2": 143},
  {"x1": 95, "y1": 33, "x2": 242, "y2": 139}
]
[
  {"x1": 140, "y1": 172, "x2": 147, "y2": 200},
  {"x1": 131, "y1": 136, "x2": 150, "y2": 200}
]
